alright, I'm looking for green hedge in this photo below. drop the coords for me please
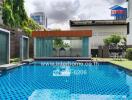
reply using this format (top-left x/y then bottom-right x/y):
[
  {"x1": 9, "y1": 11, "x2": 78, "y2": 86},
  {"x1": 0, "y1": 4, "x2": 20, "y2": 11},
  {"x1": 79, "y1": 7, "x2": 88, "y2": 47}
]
[{"x1": 126, "y1": 48, "x2": 132, "y2": 60}]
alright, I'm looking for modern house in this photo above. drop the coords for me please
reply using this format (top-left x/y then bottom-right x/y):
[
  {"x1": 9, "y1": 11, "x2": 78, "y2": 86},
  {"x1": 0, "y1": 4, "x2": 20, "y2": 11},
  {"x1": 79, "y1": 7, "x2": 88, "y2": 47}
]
[
  {"x1": 32, "y1": 30, "x2": 92, "y2": 58},
  {"x1": 127, "y1": 0, "x2": 132, "y2": 47},
  {"x1": 70, "y1": 20, "x2": 127, "y2": 56},
  {"x1": 110, "y1": 5, "x2": 127, "y2": 20}
]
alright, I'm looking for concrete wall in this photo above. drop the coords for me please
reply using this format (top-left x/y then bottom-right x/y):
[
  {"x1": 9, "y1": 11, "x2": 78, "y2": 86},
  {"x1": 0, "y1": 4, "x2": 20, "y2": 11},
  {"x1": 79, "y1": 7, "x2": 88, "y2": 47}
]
[
  {"x1": 10, "y1": 32, "x2": 21, "y2": 58},
  {"x1": 10, "y1": 31, "x2": 31, "y2": 59},
  {"x1": 71, "y1": 25, "x2": 127, "y2": 49}
]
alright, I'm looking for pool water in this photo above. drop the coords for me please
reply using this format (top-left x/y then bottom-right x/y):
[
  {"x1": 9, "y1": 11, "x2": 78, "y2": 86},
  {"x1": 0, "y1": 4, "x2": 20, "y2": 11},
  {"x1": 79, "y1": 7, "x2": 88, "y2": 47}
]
[{"x1": 0, "y1": 61, "x2": 132, "y2": 100}]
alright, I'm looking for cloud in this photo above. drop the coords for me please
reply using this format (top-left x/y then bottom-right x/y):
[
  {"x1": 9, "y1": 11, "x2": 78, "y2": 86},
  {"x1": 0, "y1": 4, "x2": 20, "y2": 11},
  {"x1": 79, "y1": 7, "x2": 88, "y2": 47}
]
[
  {"x1": 25, "y1": 0, "x2": 127, "y2": 29},
  {"x1": 33, "y1": 0, "x2": 80, "y2": 23},
  {"x1": 76, "y1": 0, "x2": 112, "y2": 20},
  {"x1": 107, "y1": 0, "x2": 126, "y2": 5}
]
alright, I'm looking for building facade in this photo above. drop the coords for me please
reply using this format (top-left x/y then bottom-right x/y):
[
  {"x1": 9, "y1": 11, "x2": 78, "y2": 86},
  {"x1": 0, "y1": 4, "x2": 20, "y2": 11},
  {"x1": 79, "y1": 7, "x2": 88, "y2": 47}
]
[
  {"x1": 70, "y1": 20, "x2": 127, "y2": 56},
  {"x1": 127, "y1": 0, "x2": 132, "y2": 46},
  {"x1": 110, "y1": 5, "x2": 127, "y2": 20},
  {"x1": 31, "y1": 12, "x2": 47, "y2": 28}
]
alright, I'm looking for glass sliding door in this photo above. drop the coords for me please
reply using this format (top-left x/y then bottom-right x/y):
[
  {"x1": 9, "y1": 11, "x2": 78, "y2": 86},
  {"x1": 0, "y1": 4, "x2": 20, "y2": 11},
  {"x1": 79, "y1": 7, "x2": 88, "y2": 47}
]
[
  {"x1": 34, "y1": 37, "x2": 90, "y2": 58},
  {"x1": 0, "y1": 30, "x2": 10, "y2": 65},
  {"x1": 35, "y1": 37, "x2": 53, "y2": 58}
]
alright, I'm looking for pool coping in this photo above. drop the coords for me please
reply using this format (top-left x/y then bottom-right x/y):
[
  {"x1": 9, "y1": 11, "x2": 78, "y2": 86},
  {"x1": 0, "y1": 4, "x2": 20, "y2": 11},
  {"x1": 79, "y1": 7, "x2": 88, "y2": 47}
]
[
  {"x1": 0, "y1": 63, "x2": 24, "y2": 71},
  {"x1": 34, "y1": 57, "x2": 92, "y2": 61},
  {"x1": 108, "y1": 62, "x2": 132, "y2": 72},
  {"x1": 0, "y1": 60, "x2": 131, "y2": 74}
]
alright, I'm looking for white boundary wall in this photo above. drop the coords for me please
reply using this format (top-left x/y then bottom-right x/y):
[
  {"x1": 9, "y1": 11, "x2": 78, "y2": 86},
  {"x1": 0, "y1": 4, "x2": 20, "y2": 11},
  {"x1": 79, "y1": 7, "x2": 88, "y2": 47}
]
[{"x1": 127, "y1": 0, "x2": 132, "y2": 45}]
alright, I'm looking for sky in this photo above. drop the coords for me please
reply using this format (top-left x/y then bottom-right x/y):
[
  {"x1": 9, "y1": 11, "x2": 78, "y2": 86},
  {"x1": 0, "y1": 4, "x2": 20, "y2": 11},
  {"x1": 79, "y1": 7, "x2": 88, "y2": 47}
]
[{"x1": 24, "y1": 0, "x2": 127, "y2": 30}]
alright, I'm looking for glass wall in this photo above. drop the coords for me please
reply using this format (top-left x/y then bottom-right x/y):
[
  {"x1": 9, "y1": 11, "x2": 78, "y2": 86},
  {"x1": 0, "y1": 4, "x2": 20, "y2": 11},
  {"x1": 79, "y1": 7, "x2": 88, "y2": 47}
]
[
  {"x1": 82, "y1": 37, "x2": 89, "y2": 57},
  {"x1": 34, "y1": 37, "x2": 89, "y2": 58},
  {"x1": 35, "y1": 37, "x2": 53, "y2": 58},
  {"x1": 20, "y1": 36, "x2": 29, "y2": 60},
  {"x1": 0, "y1": 30, "x2": 10, "y2": 65}
]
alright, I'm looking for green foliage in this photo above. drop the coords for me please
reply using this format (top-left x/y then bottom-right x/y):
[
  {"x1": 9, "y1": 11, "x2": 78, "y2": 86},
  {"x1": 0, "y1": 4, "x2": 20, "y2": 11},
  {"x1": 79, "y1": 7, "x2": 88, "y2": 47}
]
[
  {"x1": 110, "y1": 35, "x2": 121, "y2": 44},
  {"x1": 103, "y1": 38, "x2": 111, "y2": 46},
  {"x1": 22, "y1": 26, "x2": 32, "y2": 36},
  {"x1": 10, "y1": 58, "x2": 20, "y2": 63},
  {"x1": 104, "y1": 34, "x2": 122, "y2": 45},
  {"x1": 22, "y1": 18, "x2": 43, "y2": 36},
  {"x1": 53, "y1": 38, "x2": 70, "y2": 48},
  {"x1": 126, "y1": 48, "x2": 132, "y2": 60},
  {"x1": 25, "y1": 18, "x2": 42, "y2": 30},
  {"x1": 2, "y1": 0, "x2": 28, "y2": 27},
  {"x1": 2, "y1": 1, "x2": 15, "y2": 27},
  {"x1": 54, "y1": 38, "x2": 64, "y2": 48},
  {"x1": 63, "y1": 43, "x2": 70, "y2": 48},
  {"x1": 2, "y1": 0, "x2": 43, "y2": 35}
]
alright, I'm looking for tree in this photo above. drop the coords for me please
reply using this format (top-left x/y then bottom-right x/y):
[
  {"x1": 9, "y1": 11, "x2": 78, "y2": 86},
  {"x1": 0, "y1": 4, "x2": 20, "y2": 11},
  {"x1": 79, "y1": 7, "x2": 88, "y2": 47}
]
[
  {"x1": 109, "y1": 35, "x2": 121, "y2": 44},
  {"x1": 54, "y1": 38, "x2": 64, "y2": 48},
  {"x1": 104, "y1": 38, "x2": 111, "y2": 46},
  {"x1": 103, "y1": 34, "x2": 122, "y2": 46},
  {"x1": 2, "y1": 0, "x2": 44, "y2": 35},
  {"x1": 21, "y1": 18, "x2": 44, "y2": 36},
  {"x1": 2, "y1": 0, "x2": 28, "y2": 27},
  {"x1": 12, "y1": 0, "x2": 28, "y2": 27}
]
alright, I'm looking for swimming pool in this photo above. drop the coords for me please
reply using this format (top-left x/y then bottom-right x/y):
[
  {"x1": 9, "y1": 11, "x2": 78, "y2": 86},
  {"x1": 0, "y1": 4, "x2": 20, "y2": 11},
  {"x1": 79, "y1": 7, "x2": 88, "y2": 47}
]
[{"x1": 0, "y1": 61, "x2": 132, "y2": 100}]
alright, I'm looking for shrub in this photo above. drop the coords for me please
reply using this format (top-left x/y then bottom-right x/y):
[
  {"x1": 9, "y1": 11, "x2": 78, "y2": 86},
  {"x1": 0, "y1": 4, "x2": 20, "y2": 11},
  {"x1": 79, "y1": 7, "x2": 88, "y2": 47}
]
[
  {"x1": 110, "y1": 34, "x2": 121, "y2": 44},
  {"x1": 103, "y1": 34, "x2": 122, "y2": 46},
  {"x1": 10, "y1": 58, "x2": 20, "y2": 63},
  {"x1": 103, "y1": 38, "x2": 111, "y2": 46},
  {"x1": 126, "y1": 48, "x2": 132, "y2": 60}
]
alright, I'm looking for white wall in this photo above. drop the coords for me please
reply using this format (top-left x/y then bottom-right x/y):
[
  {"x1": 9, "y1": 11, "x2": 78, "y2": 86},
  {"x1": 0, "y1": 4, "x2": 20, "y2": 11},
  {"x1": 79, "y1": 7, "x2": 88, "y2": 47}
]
[
  {"x1": 71, "y1": 25, "x2": 127, "y2": 49},
  {"x1": 127, "y1": 0, "x2": 132, "y2": 45}
]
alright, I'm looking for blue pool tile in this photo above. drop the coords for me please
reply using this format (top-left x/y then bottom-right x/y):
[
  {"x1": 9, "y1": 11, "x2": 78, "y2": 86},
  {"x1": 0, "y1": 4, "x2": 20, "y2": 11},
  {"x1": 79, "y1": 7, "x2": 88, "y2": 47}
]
[{"x1": 0, "y1": 61, "x2": 132, "y2": 100}]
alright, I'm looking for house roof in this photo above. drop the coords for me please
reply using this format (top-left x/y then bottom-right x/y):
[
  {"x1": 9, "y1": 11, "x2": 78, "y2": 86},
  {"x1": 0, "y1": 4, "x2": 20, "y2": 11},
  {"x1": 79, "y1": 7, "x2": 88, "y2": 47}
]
[
  {"x1": 110, "y1": 5, "x2": 126, "y2": 10},
  {"x1": 70, "y1": 20, "x2": 127, "y2": 27}
]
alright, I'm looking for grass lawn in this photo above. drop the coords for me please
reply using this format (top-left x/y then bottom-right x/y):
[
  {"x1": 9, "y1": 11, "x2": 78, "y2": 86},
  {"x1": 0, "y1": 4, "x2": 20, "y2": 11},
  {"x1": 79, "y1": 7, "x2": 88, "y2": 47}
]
[{"x1": 94, "y1": 58, "x2": 132, "y2": 70}]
